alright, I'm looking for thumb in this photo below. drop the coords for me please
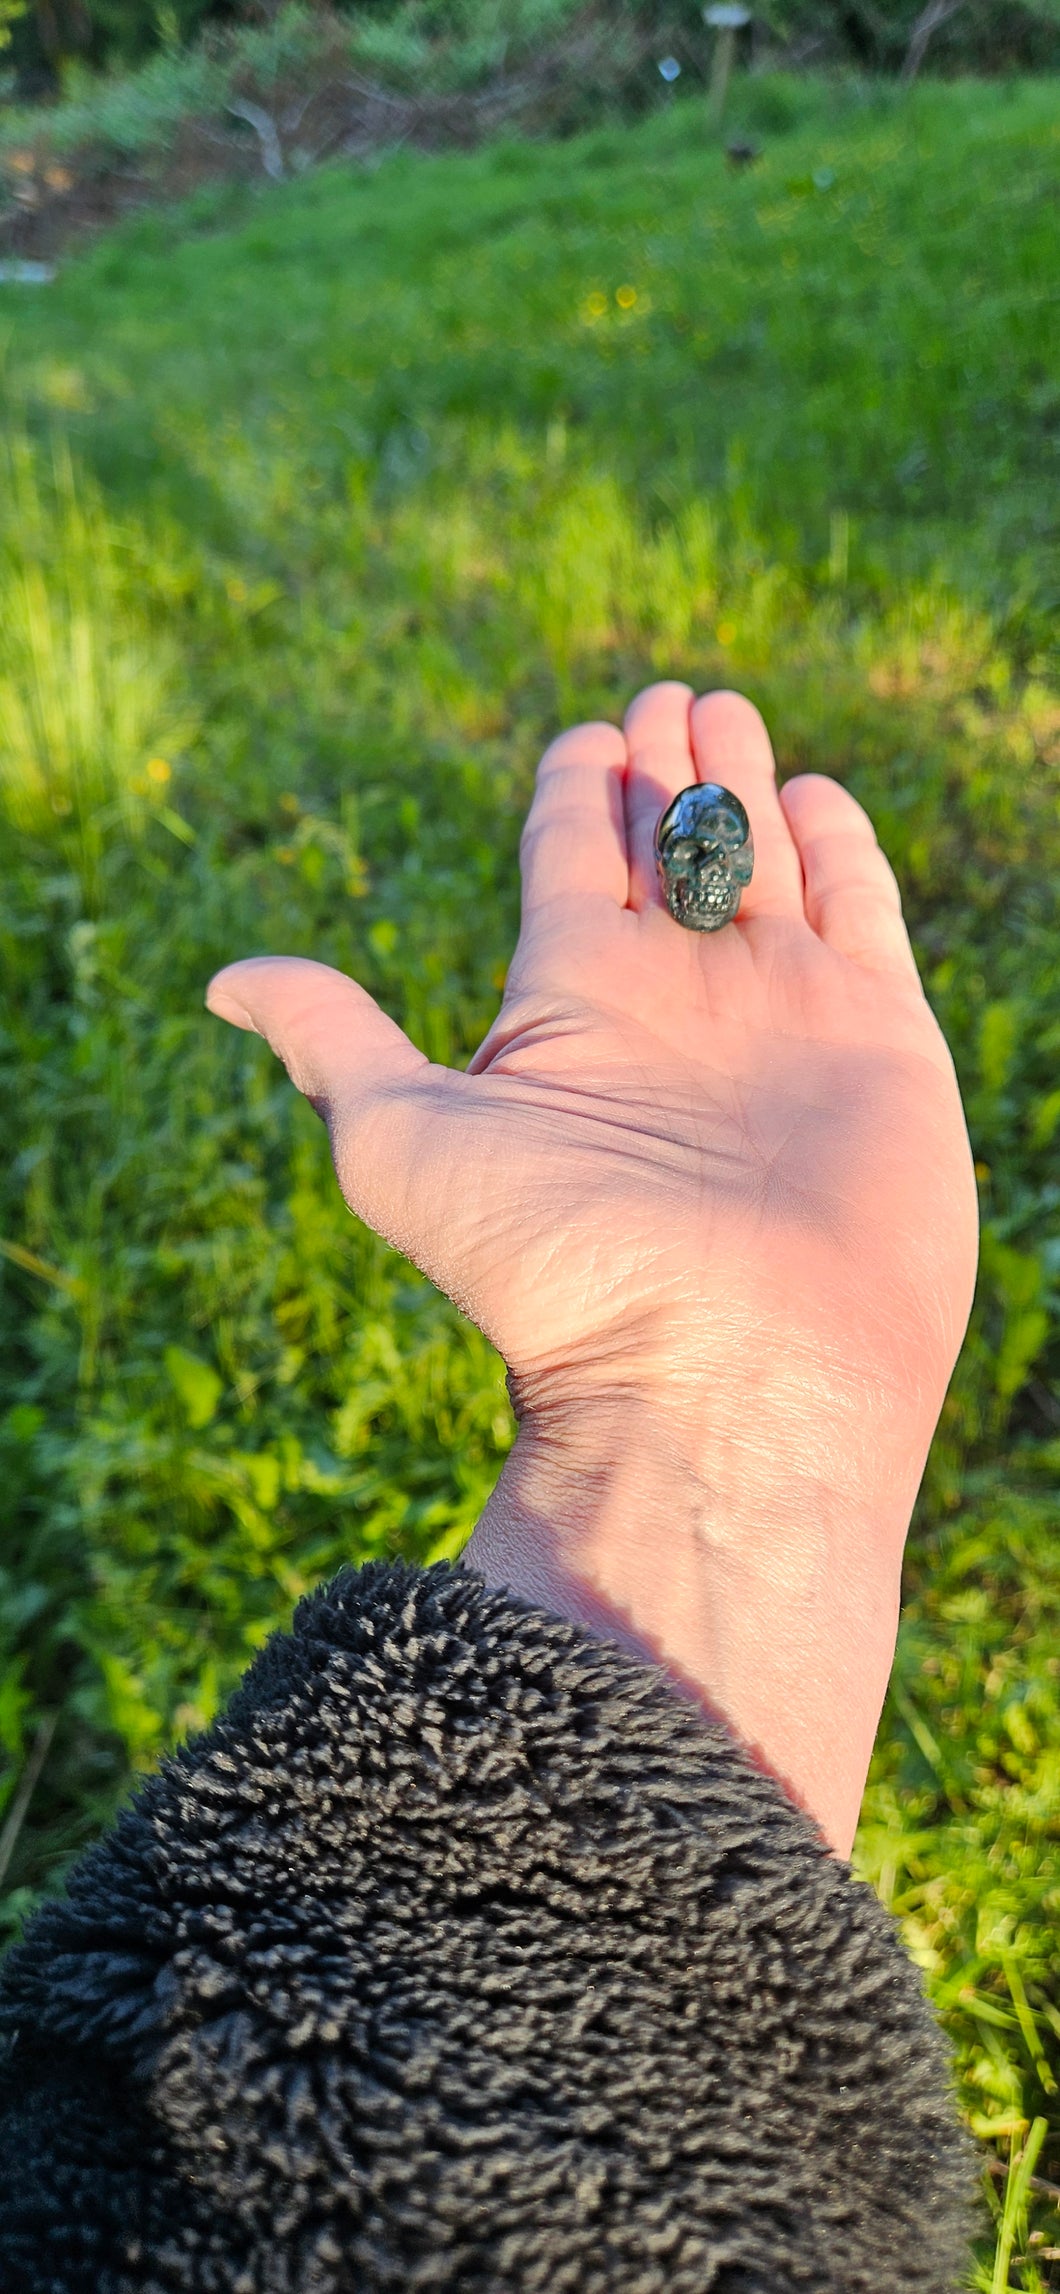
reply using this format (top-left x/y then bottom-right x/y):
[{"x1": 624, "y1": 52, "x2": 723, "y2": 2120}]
[
  {"x1": 206, "y1": 955, "x2": 427, "y2": 1106},
  {"x1": 206, "y1": 955, "x2": 435, "y2": 1243}
]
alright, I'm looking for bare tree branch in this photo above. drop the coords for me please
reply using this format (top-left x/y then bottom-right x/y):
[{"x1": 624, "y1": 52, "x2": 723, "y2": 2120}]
[
  {"x1": 901, "y1": 0, "x2": 967, "y2": 84},
  {"x1": 227, "y1": 99, "x2": 285, "y2": 182}
]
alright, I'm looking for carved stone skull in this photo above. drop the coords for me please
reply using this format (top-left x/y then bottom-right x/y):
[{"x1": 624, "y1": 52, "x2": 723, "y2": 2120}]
[{"x1": 654, "y1": 782, "x2": 754, "y2": 932}]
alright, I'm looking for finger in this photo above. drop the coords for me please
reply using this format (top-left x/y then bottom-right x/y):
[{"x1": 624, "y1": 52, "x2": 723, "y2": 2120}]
[
  {"x1": 779, "y1": 775, "x2": 922, "y2": 982},
  {"x1": 207, "y1": 953, "x2": 445, "y2": 1259},
  {"x1": 206, "y1": 956, "x2": 427, "y2": 1105},
  {"x1": 689, "y1": 689, "x2": 803, "y2": 921},
  {"x1": 206, "y1": 954, "x2": 477, "y2": 1293},
  {"x1": 518, "y1": 719, "x2": 629, "y2": 932},
  {"x1": 623, "y1": 680, "x2": 696, "y2": 911}
]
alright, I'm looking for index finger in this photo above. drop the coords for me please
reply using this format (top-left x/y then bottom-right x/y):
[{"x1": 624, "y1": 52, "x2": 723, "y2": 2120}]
[{"x1": 517, "y1": 720, "x2": 629, "y2": 931}]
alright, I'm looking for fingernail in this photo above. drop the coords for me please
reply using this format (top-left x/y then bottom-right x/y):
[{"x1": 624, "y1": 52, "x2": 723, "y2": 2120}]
[{"x1": 205, "y1": 987, "x2": 260, "y2": 1034}]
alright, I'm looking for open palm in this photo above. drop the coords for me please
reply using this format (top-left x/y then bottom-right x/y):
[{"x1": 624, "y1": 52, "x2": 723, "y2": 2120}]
[{"x1": 208, "y1": 682, "x2": 977, "y2": 1497}]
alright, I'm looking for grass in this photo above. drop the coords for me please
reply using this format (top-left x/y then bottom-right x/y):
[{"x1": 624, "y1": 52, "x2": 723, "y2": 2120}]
[{"x1": 0, "y1": 68, "x2": 1057, "y2": 2281}]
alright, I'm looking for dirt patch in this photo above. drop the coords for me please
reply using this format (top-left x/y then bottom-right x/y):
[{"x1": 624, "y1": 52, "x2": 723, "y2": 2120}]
[{"x1": 0, "y1": 18, "x2": 654, "y2": 267}]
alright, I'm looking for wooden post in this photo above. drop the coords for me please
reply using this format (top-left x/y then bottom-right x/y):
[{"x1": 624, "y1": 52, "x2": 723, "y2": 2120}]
[{"x1": 704, "y1": 5, "x2": 751, "y2": 129}]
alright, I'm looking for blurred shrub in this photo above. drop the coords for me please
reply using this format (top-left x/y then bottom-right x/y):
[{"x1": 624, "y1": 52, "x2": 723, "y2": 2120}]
[
  {"x1": 763, "y1": 0, "x2": 1060, "y2": 69},
  {"x1": 0, "y1": 0, "x2": 24, "y2": 60},
  {"x1": 9, "y1": 0, "x2": 227, "y2": 83},
  {"x1": 4, "y1": 0, "x2": 1059, "y2": 95},
  {"x1": 0, "y1": 6, "x2": 336, "y2": 165}
]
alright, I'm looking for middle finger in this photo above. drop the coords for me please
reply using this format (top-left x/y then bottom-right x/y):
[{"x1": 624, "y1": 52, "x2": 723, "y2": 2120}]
[{"x1": 623, "y1": 680, "x2": 698, "y2": 911}]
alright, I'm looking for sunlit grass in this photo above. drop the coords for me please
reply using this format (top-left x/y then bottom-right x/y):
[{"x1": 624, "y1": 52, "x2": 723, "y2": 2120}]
[
  {"x1": 0, "y1": 72, "x2": 1057, "y2": 2282},
  {"x1": 0, "y1": 438, "x2": 191, "y2": 899}
]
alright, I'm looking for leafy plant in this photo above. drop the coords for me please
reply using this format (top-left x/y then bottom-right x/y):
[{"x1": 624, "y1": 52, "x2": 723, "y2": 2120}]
[{"x1": 0, "y1": 0, "x2": 24, "y2": 59}]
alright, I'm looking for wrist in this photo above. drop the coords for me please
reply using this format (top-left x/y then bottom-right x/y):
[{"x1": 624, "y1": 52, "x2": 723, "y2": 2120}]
[{"x1": 464, "y1": 1386, "x2": 921, "y2": 1857}]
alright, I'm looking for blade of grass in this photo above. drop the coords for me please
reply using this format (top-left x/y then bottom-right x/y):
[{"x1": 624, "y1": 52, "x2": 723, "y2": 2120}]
[
  {"x1": 991, "y1": 2119, "x2": 1049, "y2": 2294},
  {"x1": 0, "y1": 1715, "x2": 58, "y2": 1894},
  {"x1": 1002, "y1": 1955, "x2": 1059, "y2": 2098}
]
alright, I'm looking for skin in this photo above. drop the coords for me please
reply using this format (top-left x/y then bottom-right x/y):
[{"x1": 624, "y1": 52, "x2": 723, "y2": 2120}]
[{"x1": 207, "y1": 682, "x2": 979, "y2": 1857}]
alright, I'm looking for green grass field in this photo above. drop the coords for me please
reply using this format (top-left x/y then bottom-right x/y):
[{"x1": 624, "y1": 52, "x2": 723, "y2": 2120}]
[{"x1": 0, "y1": 70, "x2": 1058, "y2": 2282}]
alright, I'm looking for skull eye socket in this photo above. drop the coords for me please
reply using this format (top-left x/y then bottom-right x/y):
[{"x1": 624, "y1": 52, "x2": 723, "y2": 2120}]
[
  {"x1": 666, "y1": 837, "x2": 703, "y2": 871},
  {"x1": 712, "y1": 808, "x2": 743, "y2": 844},
  {"x1": 666, "y1": 831, "x2": 738, "y2": 869}
]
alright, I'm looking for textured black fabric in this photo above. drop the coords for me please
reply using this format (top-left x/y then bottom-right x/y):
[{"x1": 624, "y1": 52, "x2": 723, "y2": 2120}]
[{"x1": 0, "y1": 1558, "x2": 971, "y2": 2291}]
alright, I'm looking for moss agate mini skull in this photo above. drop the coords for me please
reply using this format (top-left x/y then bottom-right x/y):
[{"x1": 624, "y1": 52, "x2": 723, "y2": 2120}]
[{"x1": 653, "y1": 782, "x2": 754, "y2": 932}]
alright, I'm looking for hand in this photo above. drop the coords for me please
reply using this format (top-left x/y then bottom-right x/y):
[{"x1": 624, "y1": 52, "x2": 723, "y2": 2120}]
[{"x1": 207, "y1": 683, "x2": 978, "y2": 1854}]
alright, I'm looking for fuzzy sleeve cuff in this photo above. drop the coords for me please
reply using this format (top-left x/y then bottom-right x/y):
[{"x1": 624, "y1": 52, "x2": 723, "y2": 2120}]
[{"x1": 0, "y1": 1557, "x2": 971, "y2": 2291}]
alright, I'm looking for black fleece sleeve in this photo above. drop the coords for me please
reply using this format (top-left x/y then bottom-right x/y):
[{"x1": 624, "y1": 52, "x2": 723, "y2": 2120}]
[{"x1": 0, "y1": 1558, "x2": 972, "y2": 2294}]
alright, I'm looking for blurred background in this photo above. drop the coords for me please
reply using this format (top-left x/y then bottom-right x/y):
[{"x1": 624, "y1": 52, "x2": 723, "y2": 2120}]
[
  {"x1": 0, "y1": 4, "x2": 1057, "y2": 2284},
  {"x1": 3, "y1": 0, "x2": 1060, "y2": 99}
]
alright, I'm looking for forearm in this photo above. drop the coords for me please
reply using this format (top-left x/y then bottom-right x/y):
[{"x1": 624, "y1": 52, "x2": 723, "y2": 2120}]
[{"x1": 464, "y1": 1392, "x2": 919, "y2": 1857}]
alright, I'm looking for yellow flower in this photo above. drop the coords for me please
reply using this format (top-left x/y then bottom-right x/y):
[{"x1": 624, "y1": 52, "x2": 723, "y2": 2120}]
[
  {"x1": 581, "y1": 291, "x2": 607, "y2": 321},
  {"x1": 146, "y1": 757, "x2": 172, "y2": 785},
  {"x1": 716, "y1": 620, "x2": 737, "y2": 647},
  {"x1": 616, "y1": 284, "x2": 637, "y2": 310}
]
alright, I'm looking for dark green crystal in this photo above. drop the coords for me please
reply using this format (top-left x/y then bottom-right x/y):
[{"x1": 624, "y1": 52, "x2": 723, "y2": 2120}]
[{"x1": 653, "y1": 782, "x2": 754, "y2": 932}]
